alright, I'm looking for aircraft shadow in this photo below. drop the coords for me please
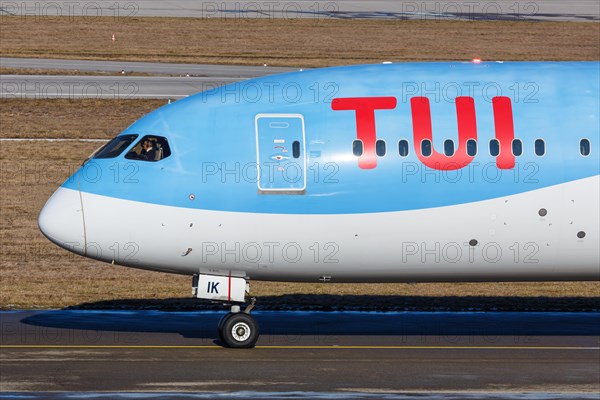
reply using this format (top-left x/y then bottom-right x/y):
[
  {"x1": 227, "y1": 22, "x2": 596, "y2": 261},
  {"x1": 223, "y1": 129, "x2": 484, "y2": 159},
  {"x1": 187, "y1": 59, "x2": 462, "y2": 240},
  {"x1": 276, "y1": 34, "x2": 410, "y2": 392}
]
[
  {"x1": 18, "y1": 295, "x2": 600, "y2": 341},
  {"x1": 62, "y1": 293, "x2": 600, "y2": 312}
]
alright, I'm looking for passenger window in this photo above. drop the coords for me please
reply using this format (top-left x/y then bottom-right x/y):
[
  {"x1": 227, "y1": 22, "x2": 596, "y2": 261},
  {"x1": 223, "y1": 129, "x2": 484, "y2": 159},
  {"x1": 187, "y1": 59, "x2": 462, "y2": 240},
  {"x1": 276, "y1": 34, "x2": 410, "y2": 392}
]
[
  {"x1": 489, "y1": 139, "x2": 500, "y2": 157},
  {"x1": 580, "y1": 139, "x2": 591, "y2": 156},
  {"x1": 421, "y1": 140, "x2": 432, "y2": 157},
  {"x1": 535, "y1": 139, "x2": 545, "y2": 156},
  {"x1": 466, "y1": 139, "x2": 477, "y2": 156},
  {"x1": 125, "y1": 135, "x2": 172, "y2": 162},
  {"x1": 94, "y1": 134, "x2": 138, "y2": 159},
  {"x1": 352, "y1": 140, "x2": 363, "y2": 156},
  {"x1": 376, "y1": 140, "x2": 386, "y2": 157},
  {"x1": 292, "y1": 141, "x2": 301, "y2": 158},
  {"x1": 512, "y1": 139, "x2": 523, "y2": 156},
  {"x1": 444, "y1": 139, "x2": 455, "y2": 156},
  {"x1": 398, "y1": 139, "x2": 409, "y2": 157}
]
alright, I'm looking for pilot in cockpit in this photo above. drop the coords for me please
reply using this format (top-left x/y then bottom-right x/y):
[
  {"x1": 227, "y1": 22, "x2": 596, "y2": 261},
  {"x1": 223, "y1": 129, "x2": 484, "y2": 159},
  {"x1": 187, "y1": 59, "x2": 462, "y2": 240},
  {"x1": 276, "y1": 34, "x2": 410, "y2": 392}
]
[
  {"x1": 123, "y1": 136, "x2": 168, "y2": 162},
  {"x1": 139, "y1": 139, "x2": 157, "y2": 161}
]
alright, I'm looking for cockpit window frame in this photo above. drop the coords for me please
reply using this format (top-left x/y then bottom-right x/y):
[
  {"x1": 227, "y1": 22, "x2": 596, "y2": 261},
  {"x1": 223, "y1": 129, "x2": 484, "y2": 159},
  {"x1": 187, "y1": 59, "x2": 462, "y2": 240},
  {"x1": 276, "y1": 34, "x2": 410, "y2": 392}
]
[
  {"x1": 125, "y1": 134, "x2": 172, "y2": 162},
  {"x1": 93, "y1": 134, "x2": 139, "y2": 159}
]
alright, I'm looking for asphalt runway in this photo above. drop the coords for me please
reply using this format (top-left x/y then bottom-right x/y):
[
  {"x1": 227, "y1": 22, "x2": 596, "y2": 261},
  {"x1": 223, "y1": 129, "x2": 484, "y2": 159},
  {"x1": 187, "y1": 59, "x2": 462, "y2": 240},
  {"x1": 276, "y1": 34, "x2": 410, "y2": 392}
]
[
  {"x1": 0, "y1": 74, "x2": 242, "y2": 99},
  {"x1": 0, "y1": 57, "x2": 295, "y2": 77},
  {"x1": 0, "y1": 58, "x2": 298, "y2": 99},
  {"x1": 1, "y1": 310, "x2": 599, "y2": 398},
  {"x1": 0, "y1": 0, "x2": 598, "y2": 21}
]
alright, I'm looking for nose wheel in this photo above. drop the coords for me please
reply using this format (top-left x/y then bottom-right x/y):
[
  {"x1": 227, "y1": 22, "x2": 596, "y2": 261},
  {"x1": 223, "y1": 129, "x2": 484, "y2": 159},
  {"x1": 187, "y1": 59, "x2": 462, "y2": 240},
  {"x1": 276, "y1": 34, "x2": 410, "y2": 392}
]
[
  {"x1": 218, "y1": 311, "x2": 259, "y2": 348},
  {"x1": 191, "y1": 274, "x2": 259, "y2": 348}
]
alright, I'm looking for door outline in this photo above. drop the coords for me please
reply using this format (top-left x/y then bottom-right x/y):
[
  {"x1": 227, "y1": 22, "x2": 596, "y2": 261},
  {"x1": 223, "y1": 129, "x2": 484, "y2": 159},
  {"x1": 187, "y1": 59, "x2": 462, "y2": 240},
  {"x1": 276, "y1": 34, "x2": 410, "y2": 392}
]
[{"x1": 255, "y1": 113, "x2": 307, "y2": 192}]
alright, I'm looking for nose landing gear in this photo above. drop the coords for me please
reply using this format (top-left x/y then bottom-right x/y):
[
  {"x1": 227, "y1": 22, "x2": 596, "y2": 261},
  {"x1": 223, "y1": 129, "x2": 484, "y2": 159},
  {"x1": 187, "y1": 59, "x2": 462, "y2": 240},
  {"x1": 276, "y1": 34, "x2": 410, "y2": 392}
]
[
  {"x1": 218, "y1": 302, "x2": 259, "y2": 348},
  {"x1": 193, "y1": 274, "x2": 260, "y2": 348}
]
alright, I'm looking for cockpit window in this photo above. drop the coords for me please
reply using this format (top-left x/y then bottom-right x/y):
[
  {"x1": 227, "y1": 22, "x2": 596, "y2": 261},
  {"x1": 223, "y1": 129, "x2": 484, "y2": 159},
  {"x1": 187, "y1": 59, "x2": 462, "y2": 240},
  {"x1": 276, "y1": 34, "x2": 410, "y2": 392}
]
[
  {"x1": 125, "y1": 135, "x2": 172, "y2": 162},
  {"x1": 94, "y1": 134, "x2": 138, "y2": 159}
]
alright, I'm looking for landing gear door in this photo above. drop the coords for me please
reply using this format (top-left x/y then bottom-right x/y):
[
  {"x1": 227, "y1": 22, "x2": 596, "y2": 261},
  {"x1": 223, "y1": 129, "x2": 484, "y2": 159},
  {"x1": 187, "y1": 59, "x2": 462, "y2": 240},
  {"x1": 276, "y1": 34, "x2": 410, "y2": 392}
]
[{"x1": 255, "y1": 113, "x2": 306, "y2": 192}]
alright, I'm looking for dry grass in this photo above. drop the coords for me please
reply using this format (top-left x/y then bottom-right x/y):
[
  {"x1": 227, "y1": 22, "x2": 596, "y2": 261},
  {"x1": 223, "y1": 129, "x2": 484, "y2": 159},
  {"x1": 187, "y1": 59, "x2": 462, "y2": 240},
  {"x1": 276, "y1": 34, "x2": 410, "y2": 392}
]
[
  {"x1": 0, "y1": 99, "x2": 183, "y2": 308},
  {"x1": 0, "y1": 68, "x2": 160, "y2": 76},
  {"x1": 0, "y1": 17, "x2": 598, "y2": 67},
  {"x1": 0, "y1": 138, "x2": 188, "y2": 309},
  {"x1": 0, "y1": 16, "x2": 598, "y2": 309},
  {"x1": 0, "y1": 100, "x2": 598, "y2": 309},
  {"x1": 0, "y1": 99, "x2": 165, "y2": 139}
]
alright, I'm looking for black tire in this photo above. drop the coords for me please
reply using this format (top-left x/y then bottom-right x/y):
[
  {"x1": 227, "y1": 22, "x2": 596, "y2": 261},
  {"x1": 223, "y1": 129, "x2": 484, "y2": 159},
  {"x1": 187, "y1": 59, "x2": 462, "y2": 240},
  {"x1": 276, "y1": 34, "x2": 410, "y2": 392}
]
[
  {"x1": 220, "y1": 313, "x2": 259, "y2": 348},
  {"x1": 217, "y1": 312, "x2": 234, "y2": 344}
]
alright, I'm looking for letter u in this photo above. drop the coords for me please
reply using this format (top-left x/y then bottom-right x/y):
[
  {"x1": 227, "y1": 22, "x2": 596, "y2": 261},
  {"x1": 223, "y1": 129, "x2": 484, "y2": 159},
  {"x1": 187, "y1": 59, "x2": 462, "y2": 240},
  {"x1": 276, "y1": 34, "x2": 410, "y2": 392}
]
[{"x1": 411, "y1": 96, "x2": 477, "y2": 171}]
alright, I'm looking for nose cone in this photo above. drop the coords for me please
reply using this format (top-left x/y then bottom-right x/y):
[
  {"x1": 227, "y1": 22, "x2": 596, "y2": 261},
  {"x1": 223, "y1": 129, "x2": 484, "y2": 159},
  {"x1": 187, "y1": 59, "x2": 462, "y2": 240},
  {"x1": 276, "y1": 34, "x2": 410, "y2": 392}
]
[{"x1": 39, "y1": 187, "x2": 86, "y2": 255}]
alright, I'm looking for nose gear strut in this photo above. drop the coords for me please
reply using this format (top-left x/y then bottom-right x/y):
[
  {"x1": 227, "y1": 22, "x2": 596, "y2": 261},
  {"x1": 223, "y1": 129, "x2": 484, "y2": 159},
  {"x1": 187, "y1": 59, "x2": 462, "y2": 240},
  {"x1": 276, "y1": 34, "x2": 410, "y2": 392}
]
[{"x1": 193, "y1": 274, "x2": 259, "y2": 348}]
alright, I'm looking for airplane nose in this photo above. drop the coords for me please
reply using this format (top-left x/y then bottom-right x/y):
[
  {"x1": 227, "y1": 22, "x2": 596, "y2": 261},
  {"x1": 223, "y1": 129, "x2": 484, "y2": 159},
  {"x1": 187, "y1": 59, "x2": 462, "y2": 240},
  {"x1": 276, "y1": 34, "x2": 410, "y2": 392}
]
[{"x1": 38, "y1": 187, "x2": 87, "y2": 255}]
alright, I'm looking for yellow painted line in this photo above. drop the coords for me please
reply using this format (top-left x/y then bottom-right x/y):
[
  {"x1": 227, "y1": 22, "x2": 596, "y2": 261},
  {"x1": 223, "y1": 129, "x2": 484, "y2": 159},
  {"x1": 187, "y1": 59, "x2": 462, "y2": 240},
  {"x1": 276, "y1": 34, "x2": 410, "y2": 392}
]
[
  {"x1": 0, "y1": 345, "x2": 221, "y2": 349},
  {"x1": 258, "y1": 346, "x2": 600, "y2": 350},
  {"x1": 1, "y1": 345, "x2": 598, "y2": 350}
]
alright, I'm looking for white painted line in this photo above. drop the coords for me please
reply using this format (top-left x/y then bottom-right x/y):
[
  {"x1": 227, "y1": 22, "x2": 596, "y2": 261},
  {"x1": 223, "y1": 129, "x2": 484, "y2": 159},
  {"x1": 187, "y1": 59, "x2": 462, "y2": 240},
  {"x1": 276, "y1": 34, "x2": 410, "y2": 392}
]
[
  {"x1": 0, "y1": 138, "x2": 109, "y2": 142},
  {"x1": 0, "y1": 93, "x2": 189, "y2": 98}
]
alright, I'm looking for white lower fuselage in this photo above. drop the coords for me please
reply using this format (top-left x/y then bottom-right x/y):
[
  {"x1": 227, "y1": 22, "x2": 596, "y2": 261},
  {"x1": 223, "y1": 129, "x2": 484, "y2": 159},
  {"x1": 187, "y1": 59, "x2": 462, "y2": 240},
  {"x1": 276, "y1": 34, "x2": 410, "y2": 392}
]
[{"x1": 40, "y1": 175, "x2": 600, "y2": 282}]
